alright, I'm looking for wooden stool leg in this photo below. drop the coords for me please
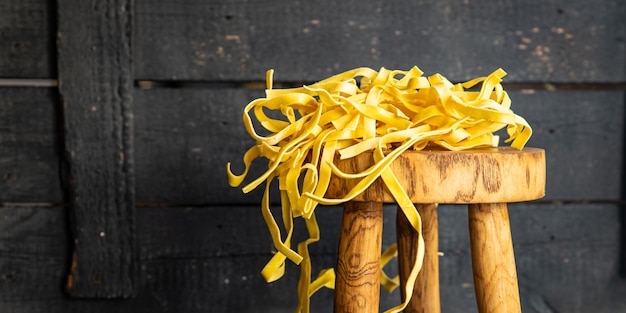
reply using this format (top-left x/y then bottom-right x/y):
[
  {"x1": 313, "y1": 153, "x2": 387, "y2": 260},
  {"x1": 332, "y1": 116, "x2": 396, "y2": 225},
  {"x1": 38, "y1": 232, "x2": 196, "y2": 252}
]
[
  {"x1": 334, "y1": 201, "x2": 383, "y2": 313},
  {"x1": 397, "y1": 203, "x2": 440, "y2": 313},
  {"x1": 468, "y1": 203, "x2": 521, "y2": 313}
]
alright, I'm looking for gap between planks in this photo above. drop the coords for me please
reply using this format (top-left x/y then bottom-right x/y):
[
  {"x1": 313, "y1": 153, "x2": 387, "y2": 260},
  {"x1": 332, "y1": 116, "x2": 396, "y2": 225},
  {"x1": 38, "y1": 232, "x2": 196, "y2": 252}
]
[
  {"x1": 2, "y1": 79, "x2": 622, "y2": 91},
  {"x1": 0, "y1": 202, "x2": 66, "y2": 208},
  {"x1": 136, "y1": 80, "x2": 626, "y2": 91},
  {"x1": 0, "y1": 79, "x2": 58, "y2": 87}
]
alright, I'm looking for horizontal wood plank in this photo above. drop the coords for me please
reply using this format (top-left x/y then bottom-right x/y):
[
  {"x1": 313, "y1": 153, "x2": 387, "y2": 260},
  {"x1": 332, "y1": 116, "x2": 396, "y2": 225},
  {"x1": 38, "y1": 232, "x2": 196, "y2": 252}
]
[
  {"x1": 1, "y1": 203, "x2": 624, "y2": 312},
  {"x1": 136, "y1": 205, "x2": 273, "y2": 259},
  {"x1": 134, "y1": 88, "x2": 624, "y2": 204},
  {"x1": 512, "y1": 89, "x2": 625, "y2": 201},
  {"x1": 134, "y1": 0, "x2": 626, "y2": 83},
  {"x1": 0, "y1": 0, "x2": 55, "y2": 78},
  {"x1": 133, "y1": 87, "x2": 264, "y2": 205},
  {"x1": 0, "y1": 206, "x2": 69, "y2": 303},
  {"x1": 0, "y1": 88, "x2": 64, "y2": 203},
  {"x1": 2, "y1": 86, "x2": 620, "y2": 205}
]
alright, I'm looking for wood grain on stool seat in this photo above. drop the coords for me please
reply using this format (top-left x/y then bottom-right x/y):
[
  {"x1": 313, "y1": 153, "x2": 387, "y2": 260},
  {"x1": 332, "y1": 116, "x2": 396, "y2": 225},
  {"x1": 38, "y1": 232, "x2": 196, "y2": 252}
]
[{"x1": 326, "y1": 147, "x2": 545, "y2": 204}]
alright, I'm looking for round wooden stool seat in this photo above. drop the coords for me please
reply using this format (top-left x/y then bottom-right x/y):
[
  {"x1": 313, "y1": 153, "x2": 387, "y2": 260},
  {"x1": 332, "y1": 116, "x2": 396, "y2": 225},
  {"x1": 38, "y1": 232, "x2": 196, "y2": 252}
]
[
  {"x1": 326, "y1": 147, "x2": 545, "y2": 204},
  {"x1": 326, "y1": 147, "x2": 546, "y2": 313}
]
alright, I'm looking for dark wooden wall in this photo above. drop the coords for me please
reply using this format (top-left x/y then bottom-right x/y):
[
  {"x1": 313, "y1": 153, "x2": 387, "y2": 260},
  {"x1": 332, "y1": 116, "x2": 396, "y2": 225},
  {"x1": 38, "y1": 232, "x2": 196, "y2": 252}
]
[{"x1": 1, "y1": 0, "x2": 625, "y2": 312}]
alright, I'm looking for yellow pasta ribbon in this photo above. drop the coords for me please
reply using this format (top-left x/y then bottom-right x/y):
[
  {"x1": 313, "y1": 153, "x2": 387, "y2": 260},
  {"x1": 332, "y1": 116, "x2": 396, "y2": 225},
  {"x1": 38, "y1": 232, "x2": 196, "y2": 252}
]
[{"x1": 227, "y1": 66, "x2": 531, "y2": 313}]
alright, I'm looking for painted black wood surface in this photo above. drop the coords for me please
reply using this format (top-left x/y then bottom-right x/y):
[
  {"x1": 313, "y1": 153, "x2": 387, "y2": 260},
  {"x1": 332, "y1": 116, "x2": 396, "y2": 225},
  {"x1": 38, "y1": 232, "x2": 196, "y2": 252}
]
[
  {"x1": 0, "y1": 204, "x2": 624, "y2": 313},
  {"x1": 133, "y1": 88, "x2": 625, "y2": 205},
  {"x1": 56, "y1": 0, "x2": 136, "y2": 298},
  {"x1": 1, "y1": 0, "x2": 625, "y2": 312},
  {"x1": 0, "y1": 88, "x2": 63, "y2": 203},
  {"x1": 134, "y1": 0, "x2": 626, "y2": 83},
  {"x1": 0, "y1": 0, "x2": 56, "y2": 78}
]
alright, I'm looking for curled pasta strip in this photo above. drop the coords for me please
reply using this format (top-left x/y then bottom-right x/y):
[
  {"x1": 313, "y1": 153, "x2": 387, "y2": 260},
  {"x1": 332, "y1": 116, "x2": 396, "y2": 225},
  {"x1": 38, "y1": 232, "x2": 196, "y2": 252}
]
[{"x1": 227, "y1": 66, "x2": 531, "y2": 313}]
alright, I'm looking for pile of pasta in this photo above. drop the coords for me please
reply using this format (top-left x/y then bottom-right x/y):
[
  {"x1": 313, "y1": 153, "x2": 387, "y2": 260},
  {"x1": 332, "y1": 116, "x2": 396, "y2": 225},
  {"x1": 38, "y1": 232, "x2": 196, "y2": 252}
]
[{"x1": 227, "y1": 66, "x2": 531, "y2": 313}]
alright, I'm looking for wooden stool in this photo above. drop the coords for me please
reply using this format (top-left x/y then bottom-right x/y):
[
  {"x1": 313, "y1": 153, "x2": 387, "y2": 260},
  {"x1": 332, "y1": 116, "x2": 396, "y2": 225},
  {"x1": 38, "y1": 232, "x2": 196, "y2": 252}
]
[{"x1": 326, "y1": 147, "x2": 546, "y2": 313}]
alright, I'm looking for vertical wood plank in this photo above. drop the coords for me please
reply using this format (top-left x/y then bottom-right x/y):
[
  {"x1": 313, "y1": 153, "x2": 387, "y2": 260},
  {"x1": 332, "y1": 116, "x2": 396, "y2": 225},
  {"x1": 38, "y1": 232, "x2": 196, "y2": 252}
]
[{"x1": 57, "y1": 0, "x2": 135, "y2": 298}]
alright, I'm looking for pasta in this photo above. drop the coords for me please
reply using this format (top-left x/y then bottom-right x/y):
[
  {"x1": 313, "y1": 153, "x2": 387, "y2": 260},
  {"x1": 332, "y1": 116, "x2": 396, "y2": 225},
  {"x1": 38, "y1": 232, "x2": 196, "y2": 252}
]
[{"x1": 227, "y1": 66, "x2": 531, "y2": 312}]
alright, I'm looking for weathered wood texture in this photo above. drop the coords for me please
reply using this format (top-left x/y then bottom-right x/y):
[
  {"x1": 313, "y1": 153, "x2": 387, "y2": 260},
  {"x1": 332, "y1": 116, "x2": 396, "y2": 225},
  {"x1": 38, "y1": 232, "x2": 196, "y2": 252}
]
[
  {"x1": 133, "y1": 87, "x2": 263, "y2": 205},
  {"x1": 4, "y1": 88, "x2": 621, "y2": 205},
  {"x1": 134, "y1": 88, "x2": 624, "y2": 204},
  {"x1": 325, "y1": 147, "x2": 545, "y2": 204},
  {"x1": 0, "y1": 204, "x2": 624, "y2": 313},
  {"x1": 134, "y1": 0, "x2": 626, "y2": 82},
  {"x1": 1, "y1": 0, "x2": 625, "y2": 312},
  {"x1": 0, "y1": 0, "x2": 56, "y2": 78},
  {"x1": 0, "y1": 88, "x2": 63, "y2": 203},
  {"x1": 57, "y1": 0, "x2": 135, "y2": 298},
  {"x1": 6, "y1": 87, "x2": 621, "y2": 206}
]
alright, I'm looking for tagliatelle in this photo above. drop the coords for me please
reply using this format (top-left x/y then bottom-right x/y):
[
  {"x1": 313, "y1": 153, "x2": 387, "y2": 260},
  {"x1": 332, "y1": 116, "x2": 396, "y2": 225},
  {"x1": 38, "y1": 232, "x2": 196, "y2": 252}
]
[{"x1": 227, "y1": 66, "x2": 531, "y2": 313}]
